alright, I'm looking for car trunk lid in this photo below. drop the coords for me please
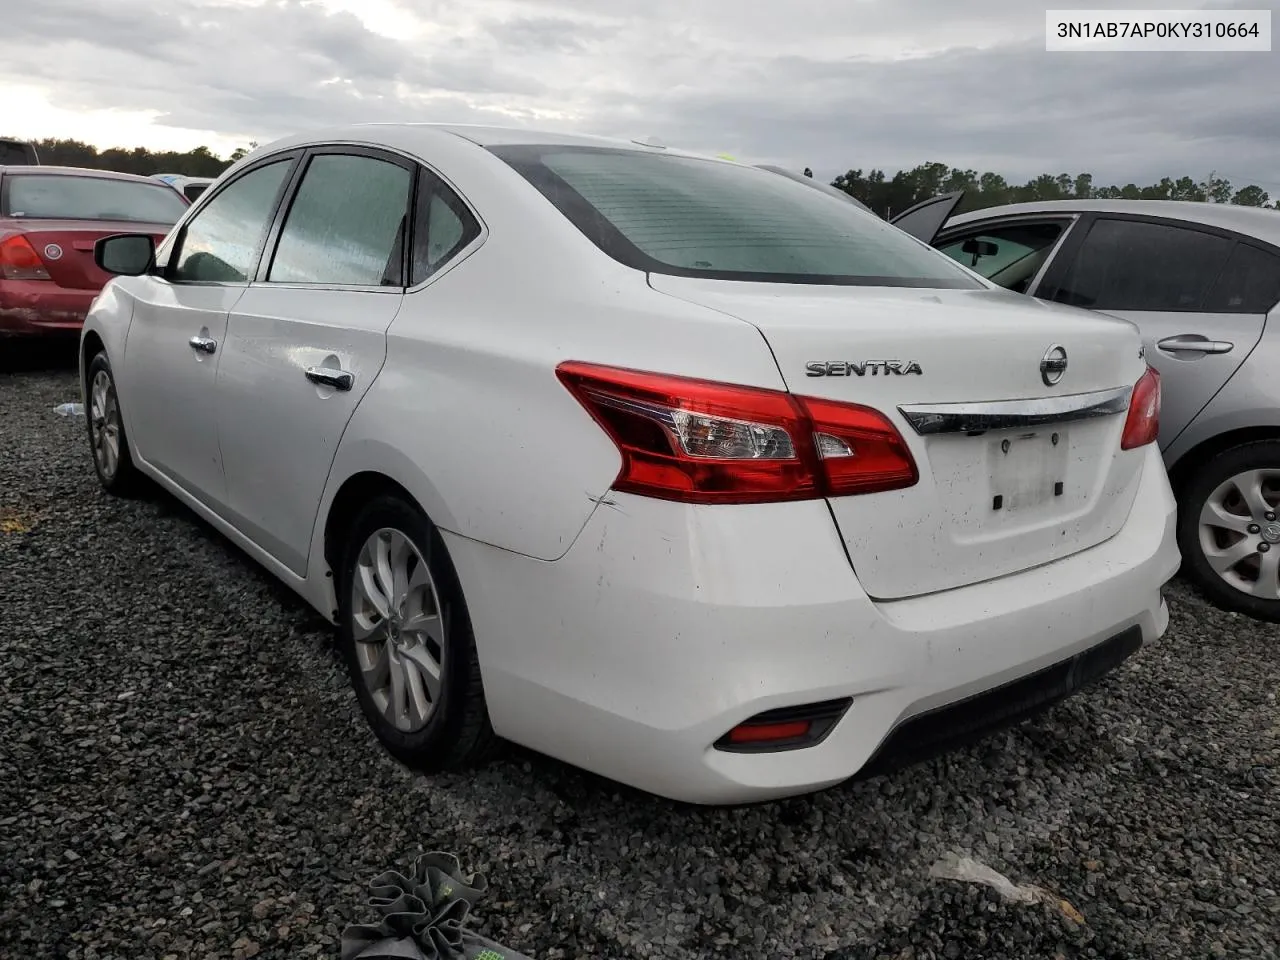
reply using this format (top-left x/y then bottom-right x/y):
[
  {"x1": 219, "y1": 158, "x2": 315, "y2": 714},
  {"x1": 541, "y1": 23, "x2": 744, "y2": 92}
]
[{"x1": 649, "y1": 275, "x2": 1150, "y2": 599}]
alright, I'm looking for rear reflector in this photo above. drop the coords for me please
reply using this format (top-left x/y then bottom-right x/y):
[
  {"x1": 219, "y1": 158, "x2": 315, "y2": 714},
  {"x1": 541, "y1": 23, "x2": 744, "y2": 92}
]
[
  {"x1": 1120, "y1": 366, "x2": 1160, "y2": 450},
  {"x1": 0, "y1": 234, "x2": 52, "y2": 281},
  {"x1": 715, "y1": 698, "x2": 852, "y2": 753},
  {"x1": 727, "y1": 720, "x2": 812, "y2": 744},
  {"x1": 556, "y1": 361, "x2": 918, "y2": 504}
]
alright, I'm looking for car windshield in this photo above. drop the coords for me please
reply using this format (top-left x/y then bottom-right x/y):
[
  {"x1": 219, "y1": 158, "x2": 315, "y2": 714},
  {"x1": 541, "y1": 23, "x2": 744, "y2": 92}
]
[
  {"x1": 490, "y1": 144, "x2": 982, "y2": 288},
  {"x1": 3, "y1": 174, "x2": 189, "y2": 223}
]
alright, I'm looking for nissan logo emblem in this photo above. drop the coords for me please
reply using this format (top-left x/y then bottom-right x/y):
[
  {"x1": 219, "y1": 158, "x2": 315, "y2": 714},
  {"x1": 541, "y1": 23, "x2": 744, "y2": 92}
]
[{"x1": 1040, "y1": 344, "x2": 1068, "y2": 386}]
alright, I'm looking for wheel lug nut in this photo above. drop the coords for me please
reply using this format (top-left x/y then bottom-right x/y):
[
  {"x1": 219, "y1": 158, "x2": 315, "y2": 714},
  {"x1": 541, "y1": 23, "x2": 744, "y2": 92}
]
[
  {"x1": 1260, "y1": 543, "x2": 1272, "y2": 553},
  {"x1": 1267, "y1": 512, "x2": 1277, "y2": 522},
  {"x1": 1248, "y1": 524, "x2": 1261, "y2": 535}
]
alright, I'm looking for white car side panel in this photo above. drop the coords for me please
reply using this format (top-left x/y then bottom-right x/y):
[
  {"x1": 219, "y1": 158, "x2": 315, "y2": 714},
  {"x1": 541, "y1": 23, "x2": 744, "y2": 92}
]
[
  {"x1": 122, "y1": 280, "x2": 247, "y2": 508},
  {"x1": 215, "y1": 285, "x2": 401, "y2": 575},
  {"x1": 79, "y1": 280, "x2": 134, "y2": 406}
]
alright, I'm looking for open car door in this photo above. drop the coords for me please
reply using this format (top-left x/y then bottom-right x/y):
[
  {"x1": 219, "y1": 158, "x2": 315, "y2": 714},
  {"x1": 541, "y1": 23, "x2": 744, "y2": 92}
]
[{"x1": 889, "y1": 190, "x2": 964, "y2": 243}]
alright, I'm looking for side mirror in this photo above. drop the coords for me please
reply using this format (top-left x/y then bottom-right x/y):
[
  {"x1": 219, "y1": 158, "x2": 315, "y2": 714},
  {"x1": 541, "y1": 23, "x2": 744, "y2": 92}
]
[{"x1": 95, "y1": 234, "x2": 156, "y2": 276}]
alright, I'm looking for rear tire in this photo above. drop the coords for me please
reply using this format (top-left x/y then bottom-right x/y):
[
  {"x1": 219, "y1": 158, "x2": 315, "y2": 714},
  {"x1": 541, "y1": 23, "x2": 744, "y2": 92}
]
[
  {"x1": 85, "y1": 351, "x2": 142, "y2": 497},
  {"x1": 1176, "y1": 440, "x2": 1280, "y2": 623},
  {"x1": 336, "y1": 495, "x2": 498, "y2": 771}
]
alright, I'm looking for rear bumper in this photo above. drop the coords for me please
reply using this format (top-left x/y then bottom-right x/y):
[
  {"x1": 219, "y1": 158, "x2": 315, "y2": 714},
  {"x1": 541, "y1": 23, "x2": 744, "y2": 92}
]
[
  {"x1": 0, "y1": 282, "x2": 95, "y2": 335},
  {"x1": 444, "y1": 443, "x2": 1180, "y2": 805}
]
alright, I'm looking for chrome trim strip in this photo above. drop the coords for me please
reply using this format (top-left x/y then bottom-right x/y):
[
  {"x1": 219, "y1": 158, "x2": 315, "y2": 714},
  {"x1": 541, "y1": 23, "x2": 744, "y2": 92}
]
[{"x1": 897, "y1": 385, "x2": 1132, "y2": 436}]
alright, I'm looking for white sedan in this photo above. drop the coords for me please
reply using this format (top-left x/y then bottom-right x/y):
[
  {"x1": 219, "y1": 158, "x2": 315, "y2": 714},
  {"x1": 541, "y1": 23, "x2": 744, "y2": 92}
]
[{"x1": 80, "y1": 125, "x2": 1180, "y2": 804}]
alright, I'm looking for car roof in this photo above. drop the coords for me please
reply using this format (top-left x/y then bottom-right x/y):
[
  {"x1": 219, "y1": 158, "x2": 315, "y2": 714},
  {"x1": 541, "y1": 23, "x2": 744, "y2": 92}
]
[
  {"x1": 947, "y1": 198, "x2": 1280, "y2": 246},
  {"x1": 250, "y1": 122, "x2": 741, "y2": 166},
  {"x1": 0, "y1": 165, "x2": 172, "y2": 184}
]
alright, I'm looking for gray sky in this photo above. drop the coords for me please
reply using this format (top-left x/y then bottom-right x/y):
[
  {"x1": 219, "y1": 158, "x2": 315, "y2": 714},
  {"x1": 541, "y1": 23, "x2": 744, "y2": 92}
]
[{"x1": 4, "y1": 0, "x2": 1278, "y2": 189}]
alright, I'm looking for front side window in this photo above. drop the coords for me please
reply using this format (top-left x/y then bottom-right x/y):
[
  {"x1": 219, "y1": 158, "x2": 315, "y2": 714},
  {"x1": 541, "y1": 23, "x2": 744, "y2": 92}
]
[
  {"x1": 268, "y1": 153, "x2": 411, "y2": 286},
  {"x1": 172, "y1": 159, "x2": 293, "y2": 283},
  {"x1": 4, "y1": 174, "x2": 189, "y2": 224},
  {"x1": 1051, "y1": 218, "x2": 1233, "y2": 311},
  {"x1": 938, "y1": 221, "x2": 1066, "y2": 293},
  {"x1": 491, "y1": 145, "x2": 983, "y2": 288}
]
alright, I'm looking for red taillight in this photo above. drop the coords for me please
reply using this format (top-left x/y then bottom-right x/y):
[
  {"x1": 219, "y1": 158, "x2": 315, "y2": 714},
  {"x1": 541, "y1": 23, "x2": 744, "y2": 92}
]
[
  {"x1": 1120, "y1": 366, "x2": 1161, "y2": 450},
  {"x1": 0, "y1": 234, "x2": 52, "y2": 281},
  {"x1": 556, "y1": 361, "x2": 918, "y2": 504}
]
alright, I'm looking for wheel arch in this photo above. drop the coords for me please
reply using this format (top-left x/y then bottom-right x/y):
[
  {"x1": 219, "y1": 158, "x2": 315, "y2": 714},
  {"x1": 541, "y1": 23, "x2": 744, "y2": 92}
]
[
  {"x1": 1167, "y1": 425, "x2": 1280, "y2": 498},
  {"x1": 80, "y1": 329, "x2": 107, "y2": 396},
  {"x1": 323, "y1": 470, "x2": 421, "y2": 578}
]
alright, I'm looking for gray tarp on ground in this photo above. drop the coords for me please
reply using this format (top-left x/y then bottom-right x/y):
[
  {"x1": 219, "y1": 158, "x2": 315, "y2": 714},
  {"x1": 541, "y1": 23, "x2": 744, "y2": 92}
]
[{"x1": 341, "y1": 852, "x2": 534, "y2": 960}]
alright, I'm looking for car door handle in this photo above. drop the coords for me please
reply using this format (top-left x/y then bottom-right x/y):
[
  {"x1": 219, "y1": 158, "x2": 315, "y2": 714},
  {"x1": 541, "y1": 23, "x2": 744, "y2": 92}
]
[
  {"x1": 1157, "y1": 335, "x2": 1233, "y2": 355},
  {"x1": 305, "y1": 367, "x2": 355, "y2": 391},
  {"x1": 188, "y1": 335, "x2": 217, "y2": 354}
]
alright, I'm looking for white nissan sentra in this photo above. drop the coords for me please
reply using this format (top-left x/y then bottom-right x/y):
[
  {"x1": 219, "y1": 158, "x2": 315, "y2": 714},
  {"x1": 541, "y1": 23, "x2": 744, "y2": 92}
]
[{"x1": 80, "y1": 125, "x2": 1180, "y2": 805}]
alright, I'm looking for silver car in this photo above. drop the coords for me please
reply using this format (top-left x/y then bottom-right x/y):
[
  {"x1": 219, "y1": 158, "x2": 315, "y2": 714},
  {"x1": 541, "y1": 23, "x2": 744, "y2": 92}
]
[{"x1": 890, "y1": 195, "x2": 1280, "y2": 622}]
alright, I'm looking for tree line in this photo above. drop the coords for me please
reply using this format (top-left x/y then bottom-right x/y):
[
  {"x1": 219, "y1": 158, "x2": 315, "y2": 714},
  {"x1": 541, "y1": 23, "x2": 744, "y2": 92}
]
[
  {"x1": 832, "y1": 162, "x2": 1275, "y2": 218},
  {"x1": 25, "y1": 138, "x2": 1277, "y2": 217},
  {"x1": 29, "y1": 138, "x2": 256, "y2": 177}
]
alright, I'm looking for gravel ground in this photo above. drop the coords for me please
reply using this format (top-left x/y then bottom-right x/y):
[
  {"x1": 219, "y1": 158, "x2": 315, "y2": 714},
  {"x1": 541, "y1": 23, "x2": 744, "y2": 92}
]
[{"x1": 2, "y1": 342, "x2": 1277, "y2": 960}]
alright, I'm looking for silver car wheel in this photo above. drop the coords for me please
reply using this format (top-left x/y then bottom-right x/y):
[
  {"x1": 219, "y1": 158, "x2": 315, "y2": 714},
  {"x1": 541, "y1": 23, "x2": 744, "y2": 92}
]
[
  {"x1": 350, "y1": 527, "x2": 446, "y2": 733},
  {"x1": 89, "y1": 369, "x2": 121, "y2": 480},
  {"x1": 1198, "y1": 468, "x2": 1280, "y2": 600}
]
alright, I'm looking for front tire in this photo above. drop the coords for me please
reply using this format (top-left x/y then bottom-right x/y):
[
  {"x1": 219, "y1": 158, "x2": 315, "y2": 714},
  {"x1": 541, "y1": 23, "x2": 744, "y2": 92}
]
[
  {"x1": 85, "y1": 351, "x2": 142, "y2": 497},
  {"x1": 1177, "y1": 440, "x2": 1280, "y2": 623},
  {"x1": 336, "y1": 495, "x2": 498, "y2": 771}
]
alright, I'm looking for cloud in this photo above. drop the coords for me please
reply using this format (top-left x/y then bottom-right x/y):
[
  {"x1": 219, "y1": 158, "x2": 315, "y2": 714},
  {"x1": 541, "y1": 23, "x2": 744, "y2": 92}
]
[{"x1": 4, "y1": 0, "x2": 1278, "y2": 190}]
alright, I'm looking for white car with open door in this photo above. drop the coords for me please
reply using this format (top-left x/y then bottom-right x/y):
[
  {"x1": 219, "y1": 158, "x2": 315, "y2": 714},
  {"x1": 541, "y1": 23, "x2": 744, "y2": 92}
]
[
  {"x1": 80, "y1": 126, "x2": 1178, "y2": 804},
  {"x1": 892, "y1": 192, "x2": 1280, "y2": 623}
]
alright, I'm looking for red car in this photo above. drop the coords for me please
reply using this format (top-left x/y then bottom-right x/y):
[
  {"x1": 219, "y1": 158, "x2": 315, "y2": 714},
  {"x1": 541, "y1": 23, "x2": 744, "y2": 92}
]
[{"x1": 0, "y1": 166, "x2": 190, "y2": 337}]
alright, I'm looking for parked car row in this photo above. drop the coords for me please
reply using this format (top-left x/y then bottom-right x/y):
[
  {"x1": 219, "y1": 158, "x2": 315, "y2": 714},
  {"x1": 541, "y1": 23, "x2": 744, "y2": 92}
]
[
  {"x1": 78, "y1": 125, "x2": 1181, "y2": 804},
  {"x1": 151, "y1": 173, "x2": 216, "y2": 202},
  {"x1": 883, "y1": 193, "x2": 1280, "y2": 624}
]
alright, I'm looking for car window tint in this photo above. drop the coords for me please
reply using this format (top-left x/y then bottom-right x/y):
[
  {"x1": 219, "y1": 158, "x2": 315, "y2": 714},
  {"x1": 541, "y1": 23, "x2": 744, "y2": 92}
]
[
  {"x1": 938, "y1": 221, "x2": 1064, "y2": 292},
  {"x1": 410, "y1": 170, "x2": 480, "y2": 285},
  {"x1": 1051, "y1": 218, "x2": 1232, "y2": 311},
  {"x1": 268, "y1": 154, "x2": 411, "y2": 286},
  {"x1": 491, "y1": 145, "x2": 983, "y2": 288},
  {"x1": 1204, "y1": 242, "x2": 1280, "y2": 313},
  {"x1": 172, "y1": 160, "x2": 292, "y2": 283}
]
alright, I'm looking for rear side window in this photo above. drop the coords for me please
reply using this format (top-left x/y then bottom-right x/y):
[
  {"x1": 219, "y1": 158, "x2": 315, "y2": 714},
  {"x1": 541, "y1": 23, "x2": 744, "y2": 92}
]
[
  {"x1": 937, "y1": 221, "x2": 1066, "y2": 293},
  {"x1": 268, "y1": 153, "x2": 412, "y2": 286},
  {"x1": 172, "y1": 159, "x2": 293, "y2": 283},
  {"x1": 3, "y1": 174, "x2": 189, "y2": 223},
  {"x1": 491, "y1": 145, "x2": 982, "y2": 288},
  {"x1": 410, "y1": 169, "x2": 480, "y2": 285},
  {"x1": 1051, "y1": 218, "x2": 1232, "y2": 311},
  {"x1": 1204, "y1": 242, "x2": 1280, "y2": 313}
]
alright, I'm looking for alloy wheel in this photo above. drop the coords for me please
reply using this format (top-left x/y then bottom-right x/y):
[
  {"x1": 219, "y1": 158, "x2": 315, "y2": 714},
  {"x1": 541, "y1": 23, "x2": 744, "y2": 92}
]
[
  {"x1": 1198, "y1": 467, "x2": 1280, "y2": 601},
  {"x1": 89, "y1": 369, "x2": 122, "y2": 480},
  {"x1": 350, "y1": 527, "x2": 447, "y2": 733}
]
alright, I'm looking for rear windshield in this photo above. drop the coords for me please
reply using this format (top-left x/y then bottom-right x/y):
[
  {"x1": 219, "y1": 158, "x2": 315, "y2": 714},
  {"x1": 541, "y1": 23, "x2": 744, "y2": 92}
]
[
  {"x1": 490, "y1": 145, "x2": 982, "y2": 288},
  {"x1": 2, "y1": 174, "x2": 189, "y2": 223}
]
